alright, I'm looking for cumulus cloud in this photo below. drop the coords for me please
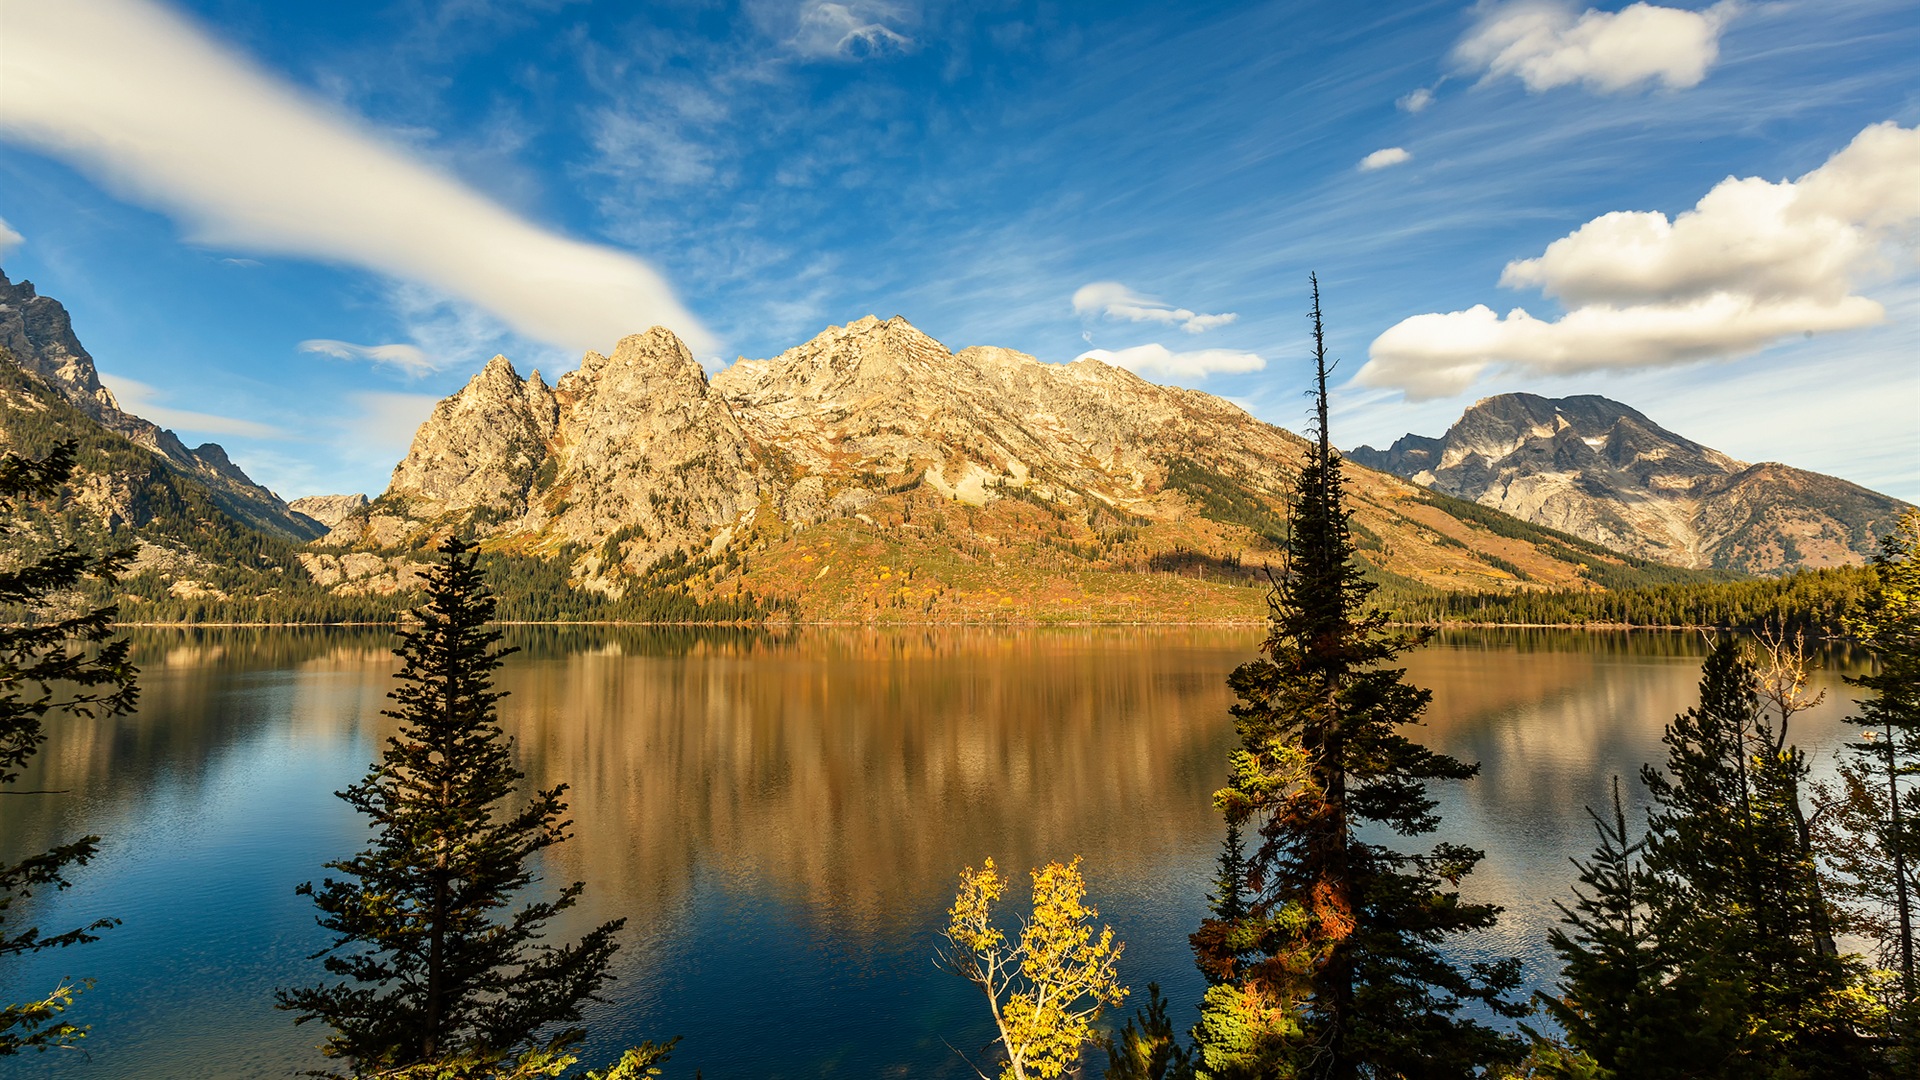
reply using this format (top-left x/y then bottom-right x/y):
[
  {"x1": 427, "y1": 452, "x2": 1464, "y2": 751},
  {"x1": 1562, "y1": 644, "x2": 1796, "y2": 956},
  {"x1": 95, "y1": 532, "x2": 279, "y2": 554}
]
[
  {"x1": 1076, "y1": 344, "x2": 1266, "y2": 379},
  {"x1": 1359, "y1": 121, "x2": 1920, "y2": 399},
  {"x1": 1072, "y1": 281, "x2": 1237, "y2": 334},
  {"x1": 1359, "y1": 147, "x2": 1412, "y2": 172},
  {"x1": 1398, "y1": 87, "x2": 1436, "y2": 112},
  {"x1": 300, "y1": 339, "x2": 440, "y2": 377},
  {"x1": 1456, "y1": 1, "x2": 1735, "y2": 94},
  {"x1": 97, "y1": 372, "x2": 282, "y2": 437},
  {"x1": 0, "y1": 0, "x2": 712, "y2": 357},
  {"x1": 0, "y1": 217, "x2": 21, "y2": 254},
  {"x1": 788, "y1": 1, "x2": 913, "y2": 59}
]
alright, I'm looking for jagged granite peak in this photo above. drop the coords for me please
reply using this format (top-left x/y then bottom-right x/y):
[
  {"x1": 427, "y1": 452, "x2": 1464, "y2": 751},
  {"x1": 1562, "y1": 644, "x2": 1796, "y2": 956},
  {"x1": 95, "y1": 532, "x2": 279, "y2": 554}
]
[
  {"x1": 0, "y1": 268, "x2": 322, "y2": 540},
  {"x1": 288, "y1": 493, "x2": 369, "y2": 530},
  {"x1": 1350, "y1": 392, "x2": 1910, "y2": 572},
  {"x1": 387, "y1": 354, "x2": 559, "y2": 514},
  {"x1": 374, "y1": 329, "x2": 759, "y2": 569}
]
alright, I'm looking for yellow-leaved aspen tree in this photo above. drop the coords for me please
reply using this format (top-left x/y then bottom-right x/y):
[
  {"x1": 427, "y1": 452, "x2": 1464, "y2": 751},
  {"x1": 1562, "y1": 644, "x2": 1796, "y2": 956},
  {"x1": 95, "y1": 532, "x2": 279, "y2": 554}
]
[{"x1": 939, "y1": 857, "x2": 1127, "y2": 1080}]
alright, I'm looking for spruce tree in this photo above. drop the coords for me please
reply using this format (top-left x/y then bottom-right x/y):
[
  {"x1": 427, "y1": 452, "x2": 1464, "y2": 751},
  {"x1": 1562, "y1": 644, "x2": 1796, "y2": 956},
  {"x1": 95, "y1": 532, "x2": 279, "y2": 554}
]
[
  {"x1": 0, "y1": 440, "x2": 136, "y2": 1055},
  {"x1": 1639, "y1": 636, "x2": 1874, "y2": 1078},
  {"x1": 1188, "y1": 278, "x2": 1523, "y2": 1079},
  {"x1": 1540, "y1": 778, "x2": 1693, "y2": 1078},
  {"x1": 278, "y1": 536, "x2": 627, "y2": 1076}
]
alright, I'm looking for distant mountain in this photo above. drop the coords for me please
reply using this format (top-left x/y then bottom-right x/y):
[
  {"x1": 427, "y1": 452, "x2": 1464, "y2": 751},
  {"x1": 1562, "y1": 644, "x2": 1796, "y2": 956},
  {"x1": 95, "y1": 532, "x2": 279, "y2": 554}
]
[
  {"x1": 1349, "y1": 393, "x2": 1909, "y2": 574},
  {"x1": 0, "y1": 269, "x2": 324, "y2": 541},
  {"x1": 318, "y1": 317, "x2": 1719, "y2": 620}
]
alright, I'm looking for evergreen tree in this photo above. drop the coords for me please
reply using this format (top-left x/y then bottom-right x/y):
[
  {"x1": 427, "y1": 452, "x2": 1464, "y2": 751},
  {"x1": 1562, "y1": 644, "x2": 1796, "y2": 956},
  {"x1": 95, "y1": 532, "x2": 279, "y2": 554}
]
[
  {"x1": 0, "y1": 440, "x2": 136, "y2": 1055},
  {"x1": 1819, "y1": 508, "x2": 1920, "y2": 1060},
  {"x1": 1188, "y1": 278, "x2": 1523, "y2": 1079},
  {"x1": 1539, "y1": 778, "x2": 1694, "y2": 1078},
  {"x1": 1639, "y1": 636, "x2": 1875, "y2": 1078},
  {"x1": 278, "y1": 536, "x2": 630, "y2": 1076}
]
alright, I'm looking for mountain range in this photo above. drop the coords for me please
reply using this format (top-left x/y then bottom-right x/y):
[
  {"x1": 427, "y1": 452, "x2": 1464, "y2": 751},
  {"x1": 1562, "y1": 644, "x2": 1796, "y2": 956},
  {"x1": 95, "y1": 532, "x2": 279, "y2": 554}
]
[
  {"x1": 0, "y1": 268, "x2": 1891, "y2": 622},
  {"x1": 306, "y1": 315, "x2": 1712, "y2": 619},
  {"x1": 1349, "y1": 394, "x2": 1909, "y2": 574}
]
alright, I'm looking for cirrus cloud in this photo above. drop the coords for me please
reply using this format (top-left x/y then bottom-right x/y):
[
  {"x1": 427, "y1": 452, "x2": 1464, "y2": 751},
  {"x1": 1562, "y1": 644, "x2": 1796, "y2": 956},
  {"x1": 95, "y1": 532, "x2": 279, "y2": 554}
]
[
  {"x1": 1076, "y1": 344, "x2": 1266, "y2": 379},
  {"x1": 1072, "y1": 281, "x2": 1237, "y2": 334},
  {"x1": 0, "y1": 0, "x2": 712, "y2": 357},
  {"x1": 300, "y1": 339, "x2": 439, "y2": 377},
  {"x1": 1456, "y1": 1, "x2": 1736, "y2": 94},
  {"x1": 1359, "y1": 121, "x2": 1920, "y2": 399}
]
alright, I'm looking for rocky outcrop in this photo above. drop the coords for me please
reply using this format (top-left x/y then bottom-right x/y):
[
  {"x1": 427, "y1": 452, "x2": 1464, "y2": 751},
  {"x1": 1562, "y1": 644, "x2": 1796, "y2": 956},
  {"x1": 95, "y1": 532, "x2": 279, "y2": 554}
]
[
  {"x1": 0, "y1": 268, "x2": 325, "y2": 540},
  {"x1": 366, "y1": 329, "x2": 761, "y2": 571},
  {"x1": 288, "y1": 493, "x2": 369, "y2": 530},
  {"x1": 1350, "y1": 393, "x2": 1910, "y2": 572}
]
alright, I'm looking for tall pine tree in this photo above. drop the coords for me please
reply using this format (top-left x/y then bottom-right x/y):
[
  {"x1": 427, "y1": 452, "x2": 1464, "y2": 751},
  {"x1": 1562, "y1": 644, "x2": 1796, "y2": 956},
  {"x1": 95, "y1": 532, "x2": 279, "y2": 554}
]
[
  {"x1": 278, "y1": 536, "x2": 631, "y2": 1077},
  {"x1": 1639, "y1": 636, "x2": 1875, "y2": 1078},
  {"x1": 1189, "y1": 277, "x2": 1522, "y2": 1080},
  {"x1": 0, "y1": 440, "x2": 136, "y2": 1055}
]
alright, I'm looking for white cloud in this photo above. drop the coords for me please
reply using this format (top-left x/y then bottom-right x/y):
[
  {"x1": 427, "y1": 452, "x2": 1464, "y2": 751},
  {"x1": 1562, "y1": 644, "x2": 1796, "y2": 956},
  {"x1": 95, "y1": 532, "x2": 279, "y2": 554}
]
[
  {"x1": 97, "y1": 372, "x2": 282, "y2": 438},
  {"x1": 788, "y1": 1, "x2": 913, "y2": 59},
  {"x1": 1072, "y1": 281, "x2": 1238, "y2": 334},
  {"x1": 1076, "y1": 344, "x2": 1266, "y2": 379},
  {"x1": 1359, "y1": 121, "x2": 1920, "y2": 399},
  {"x1": 1398, "y1": 87, "x2": 1435, "y2": 113},
  {"x1": 0, "y1": 217, "x2": 22, "y2": 254},
  {"x1": 300, "y1": 339, "x2": 439, "y2": 377},
  {"x1": 1456, "y1": 1, "x2": 1735, "y2": 94},
  {"x1": 0, "y1": 0, "x2": 713, "y2": 356},
  {"x1": 1359, "y1": 147, "x2": 1412, "y2": 172}
]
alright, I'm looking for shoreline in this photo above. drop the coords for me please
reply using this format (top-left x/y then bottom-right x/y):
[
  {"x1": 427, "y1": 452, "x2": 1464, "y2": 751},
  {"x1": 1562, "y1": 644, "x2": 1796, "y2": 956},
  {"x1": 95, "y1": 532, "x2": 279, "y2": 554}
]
[{"x1": 110, "y1": 618, "x2": 1780, "y2": 631}]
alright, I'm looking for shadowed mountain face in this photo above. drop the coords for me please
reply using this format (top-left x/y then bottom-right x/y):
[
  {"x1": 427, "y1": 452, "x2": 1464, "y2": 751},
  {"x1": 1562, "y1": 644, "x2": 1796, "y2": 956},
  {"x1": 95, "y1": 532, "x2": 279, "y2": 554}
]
[
  {"x1": 1350, "y1": 393, "x2": 1910, "y2": 573},
  {"x1": 0, "y1": 269, "x2": 324, "y2": 541}
]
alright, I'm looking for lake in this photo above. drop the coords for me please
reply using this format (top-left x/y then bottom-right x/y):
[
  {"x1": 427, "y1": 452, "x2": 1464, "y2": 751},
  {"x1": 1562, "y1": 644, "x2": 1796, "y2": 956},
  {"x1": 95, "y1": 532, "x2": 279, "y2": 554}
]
[{"x1": 0, "y1": 626, "x2": 1873, "y2": 1077}]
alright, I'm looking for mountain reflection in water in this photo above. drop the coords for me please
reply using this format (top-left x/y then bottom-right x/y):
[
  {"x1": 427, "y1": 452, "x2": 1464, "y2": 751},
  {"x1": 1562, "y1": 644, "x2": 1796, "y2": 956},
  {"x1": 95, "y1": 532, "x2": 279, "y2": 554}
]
[{"x1": 0, "y1": 627, "x2": 1869, "y2": 1078}]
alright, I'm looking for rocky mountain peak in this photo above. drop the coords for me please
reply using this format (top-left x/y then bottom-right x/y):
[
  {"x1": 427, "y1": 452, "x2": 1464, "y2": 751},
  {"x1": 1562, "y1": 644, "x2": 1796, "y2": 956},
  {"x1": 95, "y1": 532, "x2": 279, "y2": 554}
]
[
  {"x1": 0, "y1": 267, "x2": 322, "y2": 540},
  {"x1": 1349, "y1": 391, "x2": 1908, "y2": 572}
]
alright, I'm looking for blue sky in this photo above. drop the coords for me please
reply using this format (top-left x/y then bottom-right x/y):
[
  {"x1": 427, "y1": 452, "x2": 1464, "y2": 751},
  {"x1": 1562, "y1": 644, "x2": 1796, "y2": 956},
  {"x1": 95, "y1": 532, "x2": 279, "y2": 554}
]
[{"x1": 1, "y1": 0, "x2": 1915, "y2": 502}]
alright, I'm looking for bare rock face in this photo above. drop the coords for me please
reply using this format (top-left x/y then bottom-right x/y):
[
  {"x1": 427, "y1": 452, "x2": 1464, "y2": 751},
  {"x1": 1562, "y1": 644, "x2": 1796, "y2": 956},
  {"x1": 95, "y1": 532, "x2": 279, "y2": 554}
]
[
  {"x1": 712, "y1": 315, "x2": 1304, "y2": 518},
  {"x1": 288, "y1": 493, "x2": 369, "y2": 530},
  {"x1": 372, "y1": 329, "x2": 761, "y2": 571},
  {"x1": 1350, "y1": 393, "x2": 1910, "y2": 572},
  {"x1": 387, "y1": 355, "x2": 558, "y2": 518},
  {"x1": 0, "y1": 268, "x2": 324, "y2": 540}
]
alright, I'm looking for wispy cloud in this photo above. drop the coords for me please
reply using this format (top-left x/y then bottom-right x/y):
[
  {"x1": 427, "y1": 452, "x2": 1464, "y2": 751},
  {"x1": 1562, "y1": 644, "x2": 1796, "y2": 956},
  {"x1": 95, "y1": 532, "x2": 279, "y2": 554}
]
[
  {"x1": 1077, "y1": 343, "x2": 1266, "y2": 379},
  {"x1": 0, "y1": 0, "x2": 712, "y2": 355},
  {"x1": 0, "y1": 216, "x2": 20, "y2": 254},
  {"x1": 1072, "y1": 281, "x2": 1237, "y2": 334},
  {"x1": 1359, "y1": 120, "x2": 1920, "y2": 399},
  {"x1": 1397, "y1": 86, "x2": 1435, "y2": 113},
  {"x1": 787, "y1": 1, "x2": 915, "y2": 60},
  {"x1": 1359, "y1": 147, "x2": 1412, "y2": 172},
  {"x1": 1456, "y1": 1, "x2": 1736, "y2": 94},
  {"x1": 300, "y1": 339, "x2": 438, "y2": 377},
  {"x1": 97, "y1": 372, "x2": 282, "y2": 438}
]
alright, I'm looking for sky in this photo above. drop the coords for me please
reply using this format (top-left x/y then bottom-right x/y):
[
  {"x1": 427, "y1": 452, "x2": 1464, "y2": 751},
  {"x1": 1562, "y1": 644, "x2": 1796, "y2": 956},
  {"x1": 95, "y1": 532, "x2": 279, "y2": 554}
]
[{"x1": 0, "y1": 0, "x2": 1915, "y2": 503}]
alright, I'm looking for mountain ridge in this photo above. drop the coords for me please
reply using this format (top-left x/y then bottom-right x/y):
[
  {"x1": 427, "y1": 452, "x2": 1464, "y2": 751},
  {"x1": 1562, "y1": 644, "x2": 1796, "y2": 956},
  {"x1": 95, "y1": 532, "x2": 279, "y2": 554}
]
[
  {"x1": 312, "y1": 317, "x2": 1722, "y2": 619},
  {"x1": 0, "y1": 268, "x2": 324, "y2": 541},
  {"x1": 1350, "y1": 392, "x2": 1908, "y2": 573}
]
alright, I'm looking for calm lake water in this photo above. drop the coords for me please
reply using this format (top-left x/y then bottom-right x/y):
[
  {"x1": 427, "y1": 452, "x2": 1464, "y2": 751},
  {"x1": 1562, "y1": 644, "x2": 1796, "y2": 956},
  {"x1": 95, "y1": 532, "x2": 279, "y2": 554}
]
[{"x1": 0, "y1": 627, "x2": 1873, "y2": 1078}]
